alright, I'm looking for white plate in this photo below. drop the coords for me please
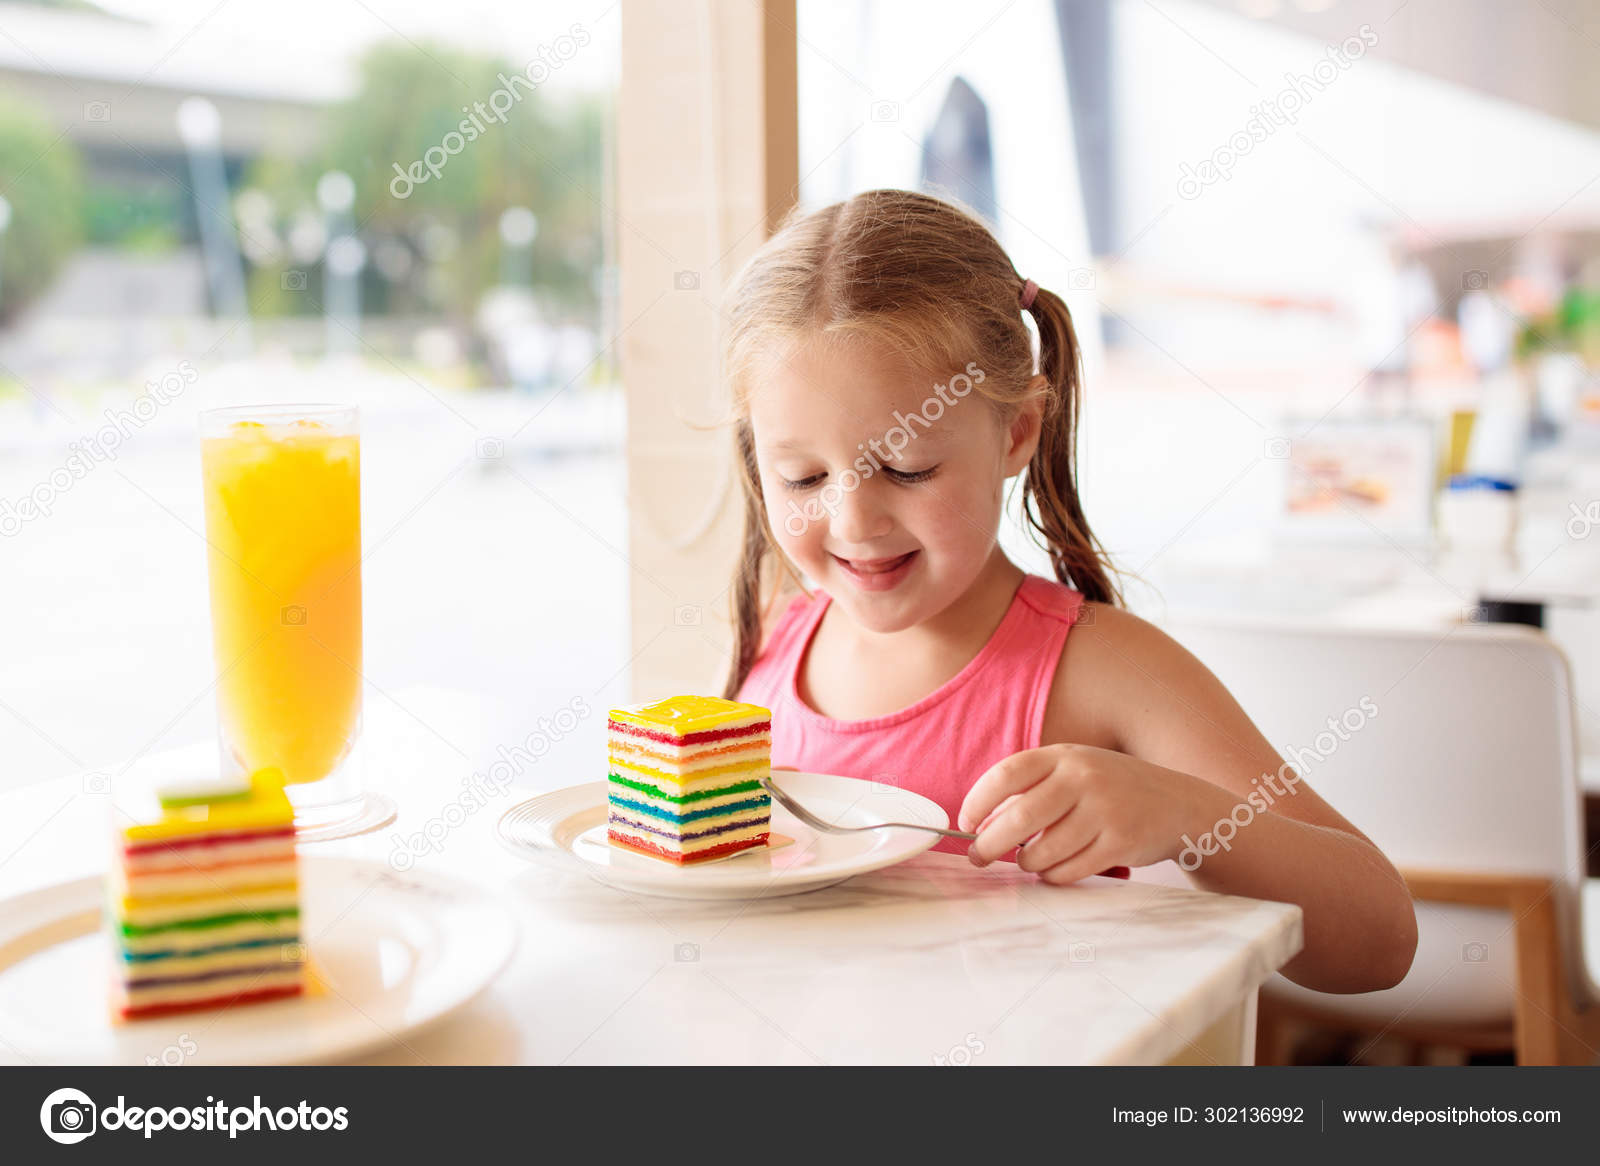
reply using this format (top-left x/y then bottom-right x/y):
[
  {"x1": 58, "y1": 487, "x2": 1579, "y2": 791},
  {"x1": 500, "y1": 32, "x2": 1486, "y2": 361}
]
[
  {"x1": 0, "y1": 856, "x2": 517, "y2": 1065},
  {"x1": 497, "y1": 772, "x2": 947, "y2": 899}
]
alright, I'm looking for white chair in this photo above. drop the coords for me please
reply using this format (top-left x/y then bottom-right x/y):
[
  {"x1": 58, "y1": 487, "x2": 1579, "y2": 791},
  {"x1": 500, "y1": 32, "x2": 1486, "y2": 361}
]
[{"x1": 1161, "y1": 619, "x2": 1600, "y2": 1065}]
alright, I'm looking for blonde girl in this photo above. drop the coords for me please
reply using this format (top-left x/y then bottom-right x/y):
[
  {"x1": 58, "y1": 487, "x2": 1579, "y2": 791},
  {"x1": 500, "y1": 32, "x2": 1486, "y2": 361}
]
[{"x1": 721, "y1": 189, "x2": 1414, "y2": 993}]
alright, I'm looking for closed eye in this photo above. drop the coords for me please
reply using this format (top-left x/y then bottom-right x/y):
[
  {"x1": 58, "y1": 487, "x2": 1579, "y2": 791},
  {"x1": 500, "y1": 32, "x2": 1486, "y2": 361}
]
[{"x1": 780, "y1": 465, "x2": 939, "y2": 490}]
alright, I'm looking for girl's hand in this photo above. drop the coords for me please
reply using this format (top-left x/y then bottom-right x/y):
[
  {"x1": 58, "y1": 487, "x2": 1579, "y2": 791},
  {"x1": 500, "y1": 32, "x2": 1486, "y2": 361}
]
[{"x1": 958, "y1": 744, "x2": 1227, "y2": 885}]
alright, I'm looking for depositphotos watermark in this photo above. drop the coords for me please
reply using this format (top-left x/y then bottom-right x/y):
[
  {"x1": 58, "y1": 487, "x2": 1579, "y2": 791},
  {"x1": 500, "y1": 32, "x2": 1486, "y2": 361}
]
[
  {"x1": 1567, "y1": 500, "x2": 1600, "y2": 540},
  {"x1": 388, "y1": 696, "x2": 592, "y2": 870},
  {"x1": 146, "y1": 1032, "x2": 197, "y2": 1067},
  {"x1": 1176, "y1": 24, "x2": 1378, "y2": 199},
  {"x1": 389, "y1": 24, "x2": 590, "y2": 199},
  {"x1": 933, "y1": 1032, "x2": 986, "y2": 1066},
  {"x1": 781, "y1": 362, "x2": 985, "y2": 537},
  {"x1": 1177, "y1": 696, "x2": 1377, "y2": 870},
  {"x1": 40, "y1": 1087, "x2": 348, "y2": 1143},
  {"x1": 1, "y1": 360, "x2": 197, "y2": 537}
]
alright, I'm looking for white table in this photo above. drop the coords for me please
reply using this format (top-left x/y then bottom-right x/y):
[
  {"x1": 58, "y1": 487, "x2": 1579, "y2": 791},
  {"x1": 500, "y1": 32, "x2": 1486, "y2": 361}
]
[{"x1": 0, "y1": 693, "x2": 1303, "y2": 1066}]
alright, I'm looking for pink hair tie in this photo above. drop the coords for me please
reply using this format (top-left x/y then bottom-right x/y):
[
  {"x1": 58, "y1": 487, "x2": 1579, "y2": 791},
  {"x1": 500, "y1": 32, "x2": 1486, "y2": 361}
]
[{"x1": 1019, "y1": 278, "x2": 1039, "y2": 311}]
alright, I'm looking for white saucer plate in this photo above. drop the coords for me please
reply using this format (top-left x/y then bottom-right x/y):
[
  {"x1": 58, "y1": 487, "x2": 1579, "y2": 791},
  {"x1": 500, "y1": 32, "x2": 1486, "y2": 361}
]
[
  {"x1": 497, "y1": 771, "x2": 947, "y2": 900},
  {"x1": 0, "y1": 856, "x2": 517, "y2": 1065}
]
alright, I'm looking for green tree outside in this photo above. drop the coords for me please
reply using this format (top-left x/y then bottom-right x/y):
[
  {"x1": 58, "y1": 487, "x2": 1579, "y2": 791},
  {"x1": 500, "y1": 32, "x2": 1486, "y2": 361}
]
[
  {"x1": 0, "y1": 100, "x2": 86, "y2": 325},
  {"x1": 242, "y1": 40, "x2": 608, "y2": 328}
]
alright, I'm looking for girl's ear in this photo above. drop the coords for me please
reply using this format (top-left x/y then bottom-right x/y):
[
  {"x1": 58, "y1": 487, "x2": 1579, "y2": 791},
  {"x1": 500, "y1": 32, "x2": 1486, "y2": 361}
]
[{"x1": 1002, "y1": 375, "x2": 1048, "y2": 476}]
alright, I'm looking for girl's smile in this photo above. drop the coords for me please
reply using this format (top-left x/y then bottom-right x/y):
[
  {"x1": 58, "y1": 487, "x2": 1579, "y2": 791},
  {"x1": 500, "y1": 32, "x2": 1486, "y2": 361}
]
[{"x1": 829, "y1": 549, "x2": 920, "y2": 591}]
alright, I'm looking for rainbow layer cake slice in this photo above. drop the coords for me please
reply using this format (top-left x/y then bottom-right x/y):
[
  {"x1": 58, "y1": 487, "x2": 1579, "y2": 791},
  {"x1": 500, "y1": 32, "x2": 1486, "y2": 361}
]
[
  {"x1": 607, "y1": 695, "x2": 772, "y2": 863},
  {"x1": 110, "y1": 773, "x2": 305, "y2": 1020}
]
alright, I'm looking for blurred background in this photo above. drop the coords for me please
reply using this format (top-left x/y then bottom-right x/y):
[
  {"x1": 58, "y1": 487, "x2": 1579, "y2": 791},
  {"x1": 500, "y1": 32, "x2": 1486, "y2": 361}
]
[
  {"x1": 0, "y1": 0, "x2": 624, "y2": 790},
  {"x1": 4, "y1": 0, "x2": 1600, "y2": 810}
]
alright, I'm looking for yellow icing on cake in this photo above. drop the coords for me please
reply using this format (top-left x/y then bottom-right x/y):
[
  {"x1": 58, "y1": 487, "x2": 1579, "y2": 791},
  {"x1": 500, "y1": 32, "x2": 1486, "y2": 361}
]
[
  {"x1": 608, "y1": 695, "x2": 770, "y2": 736},
  {"x1": 119, "y1": 772, "x2": 294, "y2": 844}
]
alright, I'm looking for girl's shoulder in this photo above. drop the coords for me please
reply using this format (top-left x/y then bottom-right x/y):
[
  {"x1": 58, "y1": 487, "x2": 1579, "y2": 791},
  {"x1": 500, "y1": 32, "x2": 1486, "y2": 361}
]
[
  {"x1": 1013, "y1": 574, "x2": 1089, "y2": 624},
  {"x1": 1041, "y1": 602, "x2": 1222, "y2": 751}
]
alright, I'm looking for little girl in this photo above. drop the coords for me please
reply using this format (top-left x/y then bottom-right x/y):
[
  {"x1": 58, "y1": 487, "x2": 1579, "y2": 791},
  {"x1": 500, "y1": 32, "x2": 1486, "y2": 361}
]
[{"x1": 719, "y1": 189, "x2": 1415, "y2": 994}]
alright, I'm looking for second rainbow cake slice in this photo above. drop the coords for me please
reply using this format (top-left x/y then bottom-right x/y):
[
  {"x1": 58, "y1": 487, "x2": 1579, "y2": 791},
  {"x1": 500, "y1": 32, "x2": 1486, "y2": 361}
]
[
  {"x1": 110, "y1": 773, "x2": 305, "y2": 1020},
  {"x1": 607, "y1": 695, "x2": 771, "y2": 864}
]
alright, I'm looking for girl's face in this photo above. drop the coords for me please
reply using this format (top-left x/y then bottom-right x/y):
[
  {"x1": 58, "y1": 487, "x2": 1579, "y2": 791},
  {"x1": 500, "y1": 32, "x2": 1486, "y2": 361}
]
[{"x1": 748, "y1": 335, "x2": 1040, "y2": 635}]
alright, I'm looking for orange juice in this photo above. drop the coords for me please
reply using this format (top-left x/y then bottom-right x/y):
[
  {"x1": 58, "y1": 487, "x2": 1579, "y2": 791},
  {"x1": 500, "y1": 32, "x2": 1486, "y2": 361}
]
[{"x1": 200, "y1": 407, "x2": 362, "y2": 785}]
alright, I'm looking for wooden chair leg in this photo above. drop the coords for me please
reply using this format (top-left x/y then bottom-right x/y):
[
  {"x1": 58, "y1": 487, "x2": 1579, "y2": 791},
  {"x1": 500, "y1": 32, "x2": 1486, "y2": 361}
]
[
  {"x1": 1254, "y1": 994, "x2": 1298, "y2": 1065},
  {"x1": 1508, "y1": 884, "x2": 1566, "y2": 1065}
]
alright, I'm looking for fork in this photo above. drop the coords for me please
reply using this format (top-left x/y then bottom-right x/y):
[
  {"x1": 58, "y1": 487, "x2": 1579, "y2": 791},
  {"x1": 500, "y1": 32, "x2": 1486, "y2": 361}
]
[{"x1": 760, "y1": 776, "x2": 977, "y2": 841}]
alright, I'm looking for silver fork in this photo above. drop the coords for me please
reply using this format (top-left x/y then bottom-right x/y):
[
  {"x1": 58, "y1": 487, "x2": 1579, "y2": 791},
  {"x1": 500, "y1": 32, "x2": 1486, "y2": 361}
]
[{"x1": 760, "y1": 776, "x2": 977, "y2": 840}]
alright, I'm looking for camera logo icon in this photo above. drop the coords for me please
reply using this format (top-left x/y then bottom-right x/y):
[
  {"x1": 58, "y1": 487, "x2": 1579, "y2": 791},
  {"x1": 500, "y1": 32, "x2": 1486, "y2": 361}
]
[
  {"x1": 933, "y1": 1032, "x2": 985, "y2": 1066},
  {"x1": 673, "y1": 270, "x2": 700, "y2": 291},
  {"x1": 870, "y1": 100, "x2": 900, "y2": 122},
  {"x1": 82, "y1": 771, "x2": 111, "y2": 795},
  {"x1": 83, "y1": 101, "x2": 111, "y2": 123},
  {"x1": 1263, "y1": 437, "x2": 1292, "y2": 459},
  {"x1": 1462, "y1": 941, "x2": 1489, "y2": 963},
  {"x1": 40, "y1": 1087, "x2": 97, "y2": 1144},
  {"x1": 673, "y1": 942, "x2": 699, "y2": 962},
  {"x1": 1567, "y1": 500, "x2": 1600, "y2": 541},
  {"x1": 475, "y1": 436, "x2": 504, "y2": 460},
  {"x1": 1068, "y1": 267, "x2": 1096, "y2": 291},
  {"x1": 674, "y1": 604, "x2": 701, "y2": 626},
  {"x1": 1461, "y1": 269, "x2": 1489, "y2": 291},
  {"x1": 281, "y1": 269, "x2": 307, "y2": 292},
  {"x1": 1068, "y1": 941, "x2": 1096, "y2": 964},
  {"x1": 281, "y1": 605, "x2": 307, "y2": 626}
]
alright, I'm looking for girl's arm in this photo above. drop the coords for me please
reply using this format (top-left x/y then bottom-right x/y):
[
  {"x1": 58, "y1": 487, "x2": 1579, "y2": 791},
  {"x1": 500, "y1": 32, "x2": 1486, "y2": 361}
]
[{"x1": 960, "y1": 603, "x2": 1417, "y2": 994}]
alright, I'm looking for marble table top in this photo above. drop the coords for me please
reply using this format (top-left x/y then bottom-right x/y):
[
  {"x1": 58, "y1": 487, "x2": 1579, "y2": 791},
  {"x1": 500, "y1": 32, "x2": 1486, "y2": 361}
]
[{"x1": 0, "y1": 691, "x2": 1303, "y2": 1065}]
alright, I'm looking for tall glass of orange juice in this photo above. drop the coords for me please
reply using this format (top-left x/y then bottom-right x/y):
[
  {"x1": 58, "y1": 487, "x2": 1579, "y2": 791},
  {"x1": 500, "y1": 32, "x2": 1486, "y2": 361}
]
[{"x1": 200, "y1": 405, "x2": 362, "y2": 811}]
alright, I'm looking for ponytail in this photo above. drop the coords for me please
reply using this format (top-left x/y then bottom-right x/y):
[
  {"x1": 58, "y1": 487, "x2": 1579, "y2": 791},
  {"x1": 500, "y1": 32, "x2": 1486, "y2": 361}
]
[{"x1": 1020, "y1": 285, "x2": 1122, "y2": 606}]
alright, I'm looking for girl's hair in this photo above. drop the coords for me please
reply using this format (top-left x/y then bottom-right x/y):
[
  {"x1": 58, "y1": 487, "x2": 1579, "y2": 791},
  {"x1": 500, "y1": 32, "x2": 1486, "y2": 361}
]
[{"x1": 720, "y1": 188, "x2": 1121, "y2": 699}]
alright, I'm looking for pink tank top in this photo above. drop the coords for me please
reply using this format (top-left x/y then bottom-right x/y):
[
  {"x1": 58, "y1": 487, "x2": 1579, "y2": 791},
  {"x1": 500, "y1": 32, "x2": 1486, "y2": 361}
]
[{"x1": 738, "y1": 575, "x2": 1086, "y2": 857}]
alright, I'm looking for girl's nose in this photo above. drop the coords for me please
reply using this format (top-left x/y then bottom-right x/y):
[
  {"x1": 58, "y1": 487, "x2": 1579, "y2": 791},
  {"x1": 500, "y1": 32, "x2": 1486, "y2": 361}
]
[{"x1": 828, "y1": 481, "x2": 894, "y2": 544}]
